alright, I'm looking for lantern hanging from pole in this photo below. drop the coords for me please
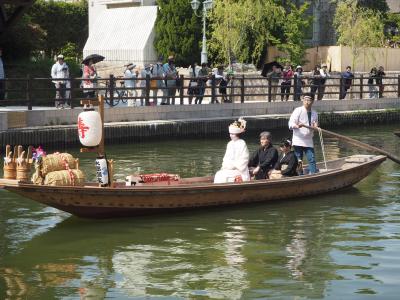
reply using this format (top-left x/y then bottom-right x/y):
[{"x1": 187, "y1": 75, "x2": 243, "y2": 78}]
[
  {"x1": 77, "y1": 107, "x2": 102, "y2": 147},
  {"x1": 95, "y1": 156, "x2": 109, "y2": 186}
]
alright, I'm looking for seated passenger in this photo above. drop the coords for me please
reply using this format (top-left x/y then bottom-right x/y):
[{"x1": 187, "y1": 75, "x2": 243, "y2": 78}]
[
  {"x1": 214, "y1": 118, "x2": 250, "y2": 183},
  {"x1": 248, "y1": 131, "x2": 278, "y2": 180},
  {"x1": 272, "y1": 138, "x2": 299, "y2": 177}
]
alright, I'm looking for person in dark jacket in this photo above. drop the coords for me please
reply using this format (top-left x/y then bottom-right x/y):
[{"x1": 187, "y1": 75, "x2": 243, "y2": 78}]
[
  {"x1": 248, "y1": 131, "x2": 278, "y2": 180},
  {"x1": 376, "y1": 66, "x2": 385, "y2": 98},
  {"x1": 339, "y1": 66, "x2": 354, "y2": 100},
  {"x1": 309, "y1": 65, "x2": 321, "y2": 101},
  {"x1": 273, "y1": 138, "x2": 298, "y2": 177}
]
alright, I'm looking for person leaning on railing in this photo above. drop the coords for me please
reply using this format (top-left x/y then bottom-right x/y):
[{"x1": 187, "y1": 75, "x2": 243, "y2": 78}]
[
  {"x1": 187, "y1": 63, "x2": 199, "y2": 105},
  {"x1": 124, "y1": 63, "x2": 137, "y2": 106},
  {"x1": 368, "y1": 67, "x2": 378, "y2": 99},
  {"x1": 294, "y1": 66, "x2": 304, "y2": 101},
  {"x1": 318, "y1": 63, "x2": 330, "y2": 100},
  {"x1": 139, "y1": 64, "x2": 152, "y2": 106},
  {"x1": 339, "y1": 66, "x2": 354, "y2": 100},
  {"x1": 151, "y1": 57, "x2": 166, "y2": 106},
  {"x1": 267, "y1": 65, "x2": 281, "y2": 102},
  {"x1": 376, "y1": 66, "x2": 385, "y2": 98},
  {"x1": 51, "y1": 54, "x2": 70, "y2": 108},
  {"x1": 214, "y1": 65, "x2": 231, "y2": 103},
  {"x1": 195, "y1": 63, "x2": 209, "y2": 104},
  {"x1": 82, "y1": 60, "x2": 97, "y2": 99},
  {"x1": 280, "y1": 64, "x2": 293, "y2": 101},
  {"x1": 162, "y1": 55, "x2": 178, "y2": 105},
  {"x1": 309, "y1": 65, "x2": 321, "y2": 101}
]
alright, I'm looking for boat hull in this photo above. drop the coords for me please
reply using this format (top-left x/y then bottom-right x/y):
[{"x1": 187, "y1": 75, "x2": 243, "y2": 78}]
[{"x1": 2, "y1": 155, "x2": 386, "y2": 218}]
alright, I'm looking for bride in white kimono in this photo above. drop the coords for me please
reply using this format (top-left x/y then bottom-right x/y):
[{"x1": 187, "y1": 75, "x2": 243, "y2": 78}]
[{"x1": 214, "y1": 118, "x2": 250, "y2": 183}]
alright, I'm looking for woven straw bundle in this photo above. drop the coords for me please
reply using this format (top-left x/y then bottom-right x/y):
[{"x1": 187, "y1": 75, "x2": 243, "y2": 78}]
[
  {"x1": 44, "y1": 169, "x2": 85, "y2": 186},
  {"x1": 40, "y1": 153, "x2": 76, "y2": 176},
  {"x1": 31, "y1": 171, "x2": 44, "y2": 185}
]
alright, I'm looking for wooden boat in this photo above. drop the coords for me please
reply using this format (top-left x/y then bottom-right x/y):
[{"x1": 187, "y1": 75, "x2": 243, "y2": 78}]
[{"x1": 0, "y1": 154, "x2": 386, "y2": 219}]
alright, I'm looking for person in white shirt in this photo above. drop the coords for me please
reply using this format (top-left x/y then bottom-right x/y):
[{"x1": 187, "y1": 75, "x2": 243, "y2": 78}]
[
  {"x1": 288, "y1": 95, "x2": 318, "y2": 174},
  {"x1": 214, "y1": 118, "x2": 250, "y2": 183},
  {"x1": 124, "y1": 63, "x2": 137, "y2": 106},
  {"x1": 51, "y1": 54, "x2": 70, "y2": 108},
  {"x1": 151, "y1": 57, "x2": 166, "y2": 105},
  {"x1": 318, "y1": 63, "x2": 330, "y2": 100}
]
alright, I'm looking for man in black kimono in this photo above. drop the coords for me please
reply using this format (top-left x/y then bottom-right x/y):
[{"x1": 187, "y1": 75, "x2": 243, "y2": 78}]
[{"x1": 248, "y1": 131, "x2": 279, "y2": 180}]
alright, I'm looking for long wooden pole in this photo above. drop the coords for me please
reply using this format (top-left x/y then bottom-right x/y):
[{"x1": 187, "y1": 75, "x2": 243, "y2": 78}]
[{"x1": 303, "y1": 125, "x2": 400, "y2": 165}]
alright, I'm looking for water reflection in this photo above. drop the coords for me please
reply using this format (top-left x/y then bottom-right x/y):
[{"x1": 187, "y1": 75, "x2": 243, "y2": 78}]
[{"x1": 0, "y1": 125, "x2": 399, "y2": 299}]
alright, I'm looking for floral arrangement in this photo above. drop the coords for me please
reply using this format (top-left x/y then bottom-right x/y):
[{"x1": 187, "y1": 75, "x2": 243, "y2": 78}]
[{"x1": 32, "y1": 146, "x2": 46, "y2": 162}]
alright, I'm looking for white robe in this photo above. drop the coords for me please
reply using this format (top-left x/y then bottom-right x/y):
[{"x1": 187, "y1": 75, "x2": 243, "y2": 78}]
[
  {"x1": 214, "y1": 139, "x2": 250, "y2": 183},
  {"x1": 288, "y1": 106, "x2": 318, "y2": 148}
]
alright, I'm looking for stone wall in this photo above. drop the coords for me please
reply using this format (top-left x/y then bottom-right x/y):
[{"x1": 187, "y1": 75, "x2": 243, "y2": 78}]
[
  {"x1": 1, "y1": 98, "x2": 399, "y2": 131},
  {"x1": 1, "y1": 109, "x2": 399, "y2": 148}
]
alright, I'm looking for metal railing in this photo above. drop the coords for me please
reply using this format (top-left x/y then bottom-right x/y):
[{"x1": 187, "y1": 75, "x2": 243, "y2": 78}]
[{"x1": 1, "y1": 74, "x2": 399, "y2": 110}]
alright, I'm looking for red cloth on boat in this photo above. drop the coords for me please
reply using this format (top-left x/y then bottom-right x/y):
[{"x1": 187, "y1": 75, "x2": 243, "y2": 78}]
[{"x1": 139, "y1": 173, "x2": 180, "y2": 183}]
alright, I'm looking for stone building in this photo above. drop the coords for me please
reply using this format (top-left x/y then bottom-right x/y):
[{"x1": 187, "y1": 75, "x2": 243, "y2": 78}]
[
  {"x1": 307, "y1": 0, "x2": 400, "y2": 46},
  {"x1": 387, "y1": 0, "x2": 400, "y2": 13},
  {"x1": 84, "y1": 0, "x2": 158, "y2": 67}
]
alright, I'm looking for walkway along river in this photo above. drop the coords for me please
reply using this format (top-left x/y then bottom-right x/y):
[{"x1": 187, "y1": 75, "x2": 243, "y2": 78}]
[
  {"x1": 1, "y1": 97, "x2": 400, "y2": 148},
  {"x1": 0, "y1": 124, "x2": 399, "y2": 299}
]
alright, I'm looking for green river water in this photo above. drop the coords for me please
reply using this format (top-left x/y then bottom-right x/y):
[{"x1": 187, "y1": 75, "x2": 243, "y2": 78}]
[{"x1": 0, "y1": 124, "x2": 399, "y2": 299}]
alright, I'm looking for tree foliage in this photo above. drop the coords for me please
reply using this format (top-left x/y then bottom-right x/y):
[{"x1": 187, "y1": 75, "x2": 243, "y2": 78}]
[
  {"x1": 29, "y1": 0, "x2": 88, "y2": 60},
  {"x1": 154, "y1": 0, "x2": 202, "y2": 66},
  {"x1": 333, "y1": 0, "x2": 385, "y2": 68},
  {"x1": 0, "y1": 0, "x2": 87, "y2": 61},
  {"x1": 208, "y1": 0, "x2": 312, "y2": 66},
  {"x1": 385, "y1": 12, "x2": 400, "y2": 43},
  {"x1": 277, "y1": 2, "x2": 312, "y2": 66}
]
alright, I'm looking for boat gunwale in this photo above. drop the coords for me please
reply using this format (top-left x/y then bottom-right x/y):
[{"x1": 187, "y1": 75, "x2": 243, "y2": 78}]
[{"x1": 3, "y1": 155, "x2": 386, "y2": 193}]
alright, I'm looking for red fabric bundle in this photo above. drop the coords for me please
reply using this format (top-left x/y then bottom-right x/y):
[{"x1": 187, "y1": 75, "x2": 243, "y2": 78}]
[{"x1": 139, "y1": 173, "x2": 180, "y2": 183}]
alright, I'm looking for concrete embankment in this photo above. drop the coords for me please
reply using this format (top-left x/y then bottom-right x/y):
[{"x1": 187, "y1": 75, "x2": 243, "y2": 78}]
[{"x1": 0, "y1": 98, "x2": 399, "y2": 148}]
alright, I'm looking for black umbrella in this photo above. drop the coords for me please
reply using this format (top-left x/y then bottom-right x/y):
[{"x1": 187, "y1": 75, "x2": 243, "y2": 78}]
[
  {"x1": 261, "y1": 61, "x2": 283, "y2": 77},
  {"x1": 82, "y1": 54, "x2": 105, "y2": 65}
]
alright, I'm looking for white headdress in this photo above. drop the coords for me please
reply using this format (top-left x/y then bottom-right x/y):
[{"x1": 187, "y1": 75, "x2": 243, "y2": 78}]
[{"x1": 229, "y1": 117, "x2": 247, "y2": 134}]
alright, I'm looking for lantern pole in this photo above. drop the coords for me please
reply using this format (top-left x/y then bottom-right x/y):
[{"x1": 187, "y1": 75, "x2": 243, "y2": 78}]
[
  {"x1": 98, "y1": 94, "x2": 105, "y2": 156},
  {"x1": 79, "y1": 95, "x2": 114, "y2": 187}
]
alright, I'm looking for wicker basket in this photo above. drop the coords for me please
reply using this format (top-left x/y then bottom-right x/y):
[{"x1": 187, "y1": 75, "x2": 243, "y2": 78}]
[
  {"x1": 16, "y1": 165, "x2": 31, "y2": 182},
  {"x1": 3, "y1": 163, "x2": 17, "y2": 179}
]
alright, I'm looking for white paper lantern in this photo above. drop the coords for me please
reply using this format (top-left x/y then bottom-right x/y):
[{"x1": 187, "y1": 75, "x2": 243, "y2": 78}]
[
  {"x1": 95, "y1": 157, "x2": 109, "y2": 186},
  {"x1": 77, "y1": 110, "x2": 102, "y2": 147}
]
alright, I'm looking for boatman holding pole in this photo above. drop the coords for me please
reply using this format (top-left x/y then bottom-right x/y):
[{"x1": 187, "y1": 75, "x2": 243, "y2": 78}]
[{"x1": 288, "y1": 94, "x2": 318, "y2": 174}]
